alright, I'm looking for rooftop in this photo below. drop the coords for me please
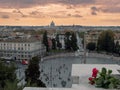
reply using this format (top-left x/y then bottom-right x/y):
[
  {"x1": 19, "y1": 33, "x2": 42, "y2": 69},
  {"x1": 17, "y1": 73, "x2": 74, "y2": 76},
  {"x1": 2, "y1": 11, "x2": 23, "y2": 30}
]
[{"x1": 0, "y1": 36, "x2": 41, "y2": 43}]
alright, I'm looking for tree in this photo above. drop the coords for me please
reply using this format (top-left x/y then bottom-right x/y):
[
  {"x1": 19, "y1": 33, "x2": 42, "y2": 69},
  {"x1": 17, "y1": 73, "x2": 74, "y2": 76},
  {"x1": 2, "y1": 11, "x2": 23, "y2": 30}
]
[
  {"x1": 52, "y1": 38, "x2": 56, "y2": 50},
  {"x1": 71, "y1": 32, "x2": 78, "y2": 51},
  {"x1": 25, "y1": 56, "x2": 46, "y2": 87},
  {"x1": 42, "y1": 31, "x2": 49, "y2": 52},
  {"x1": 97, "y1": 30, "x2": 115, "y2": 53},
  {"x1": 64, "y1": 32, "x2": 72, "y2": 50},
  {"x1": 87, "y1": 42, "x2": 96, "y2": 51},
  {"x1": 114, "y1": 41, "x2": 120, "y2": 54},
  {"x1": 56, "y1": 34, "x2": 62, "y2": 49},
  {"x1": 0, "y1": 61, "x2": 16, "y2": 89},
  {"x1": 4, "y1": 79, "x2": 23, "y2": 90}
]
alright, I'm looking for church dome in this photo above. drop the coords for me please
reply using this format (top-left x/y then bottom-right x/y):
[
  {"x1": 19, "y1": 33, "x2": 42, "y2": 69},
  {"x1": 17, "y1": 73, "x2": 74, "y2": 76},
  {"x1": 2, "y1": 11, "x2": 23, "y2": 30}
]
[{"x1": 50, "y1": 21, "x2": 55, "y2": 27}]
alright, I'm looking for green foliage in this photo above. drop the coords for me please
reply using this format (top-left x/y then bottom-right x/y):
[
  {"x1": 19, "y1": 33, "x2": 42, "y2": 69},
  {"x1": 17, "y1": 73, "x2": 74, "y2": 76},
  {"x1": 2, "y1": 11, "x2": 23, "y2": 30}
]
[
  {"x1": 4, "y1": 79, "x2": 23, "y2": 90},
  {"x1": 95, "y1": 67, "x2": 120, "y2": 89},
  {"x1": 78, "y1": 32, "x2": 84, "y2": 38},
  {"x1": 43, "y1": 31, "x2": 49, "y2": 52},
  {"x1": 52, "y1": 38, "x2": 56, "y2": 50},
  {"x1": 0, "y1": 61, "x2": 16, "y2": 88},
  {"x1": 114, "y1": 41, "x2": 120, "y2": 54},
  {"x1": 87, "y1": 42, "x2": 96, "y2": 51},
  {"x1": 25, "y1": 80, "x2": 37, "y2": 87},
  {"x1": 97, "y1": 30, "x2": 115, "y2": 53},
  {"x1": 71, "y1": 32, "x2": 78, "y2": 51},
  {"x1": 56, "y1": 34, "x2": 62, "y2": 49},
  {"x1": 64, "y1": 32, "x2": 78, "y2": 51},
  {"x1": 25, "y1": 56, "x2": 40, "y2": 84},
  {"x1": 25, "y1": 56, "x2": 46, "y2": 87},
  {"x1": 64, "y1": 32, "x2": 72, "y2": 50}
]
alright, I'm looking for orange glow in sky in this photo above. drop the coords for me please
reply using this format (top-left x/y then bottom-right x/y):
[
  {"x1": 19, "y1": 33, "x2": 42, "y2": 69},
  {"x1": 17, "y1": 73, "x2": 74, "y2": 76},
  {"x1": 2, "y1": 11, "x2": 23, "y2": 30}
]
[{"x1": 0, "y1": 0, "x2": 120, "y2": 26}]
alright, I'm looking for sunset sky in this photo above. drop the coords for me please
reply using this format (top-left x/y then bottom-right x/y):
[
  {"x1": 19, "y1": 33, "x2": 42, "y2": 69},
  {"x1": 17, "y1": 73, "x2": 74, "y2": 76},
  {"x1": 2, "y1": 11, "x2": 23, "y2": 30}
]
[{"x1": 0, "y1": 0, "x2": 120, "y2": 26}]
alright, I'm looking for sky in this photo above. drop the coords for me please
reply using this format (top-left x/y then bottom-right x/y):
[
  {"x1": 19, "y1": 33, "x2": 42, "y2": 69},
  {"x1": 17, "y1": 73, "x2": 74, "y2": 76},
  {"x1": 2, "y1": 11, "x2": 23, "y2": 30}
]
[{"x1": 0, "y1": 0, "x2": 120, "y2": 26}]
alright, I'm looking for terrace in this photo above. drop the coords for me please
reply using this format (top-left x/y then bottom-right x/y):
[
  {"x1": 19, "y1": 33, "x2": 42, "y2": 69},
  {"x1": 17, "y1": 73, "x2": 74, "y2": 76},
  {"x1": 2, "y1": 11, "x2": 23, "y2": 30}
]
[{"x1": 23, "y1": 64, "x2": 120, "y2": 90}]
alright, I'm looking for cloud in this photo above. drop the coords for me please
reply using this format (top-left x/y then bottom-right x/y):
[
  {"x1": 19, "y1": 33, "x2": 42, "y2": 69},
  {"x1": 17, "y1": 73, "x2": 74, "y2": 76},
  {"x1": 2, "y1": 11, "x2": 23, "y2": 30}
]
[
  {"x1": 28, "y1": 9, "x2": 67, "y2": 18},
  {"x1": 91, "y1": 11, "x2": 97, "y2": 15},
  {"x1": 59, "y1": 0, "x2": 95, "y2": 5},
  {"x1": 13, "y1": 9, "x2": 27, "y2": 17},
  {"x1": 91, "y1": 6, "x2": 99, "y2": 11},
  {"x1": 0, "y1": 0, "x2": 95, "y2": 8},
  {"x1": 73, "y1": 14, "x2": 82, "y2": 18},
  {"x1": 29, "y1": 11, "x2": 46, "y2": 18},
  {"x1": 75, "y1": 11, "x2": 81, "y2": 13},
  {"x1": 67, "y1": 13, "x2": 82, "y2": 18},
  {"x1": 100, "y1": 6, "x2": 120, "y2": 13},
  {"x1": 95, "y1": 0, "x2": 120, "y2": 13},
  {"x1": 96, "y1": 0, "x2": 120, "y2": 6},
  {"x1": 91, "y1": 6, "x2": 99, "y2": 15},
  {"x1": 1, "y1": 15, "x2": 10, "y2": 19},
  {"x1": 29, "y1": 11, "x2": 40, "y2": 15},
  {"x1": 67, "y1": 14, "x2": 72, "y2": 17},
  {"x1": 66, "y1": 5, "x2": 75, "y2": 9}
]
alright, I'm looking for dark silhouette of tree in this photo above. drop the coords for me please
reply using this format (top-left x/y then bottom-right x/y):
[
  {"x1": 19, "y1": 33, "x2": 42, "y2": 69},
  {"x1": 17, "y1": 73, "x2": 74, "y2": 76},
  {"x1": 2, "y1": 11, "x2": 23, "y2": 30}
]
[
  {"x1": 64, "y1": 32, "x2": 72, "y2": 50},
  {"x1": 71, "y1": 32, "x2": 78, "y2": 51},
  {"x1": 97, "y1": 30, "x2": 115, "y2": 53},
  {"x1": 64, "y1": 32, "x2": 78, "y2": 51},
  {"x1": 56, "y1": 34, "x2": 62, "y2": 49},
  {"x1": 25, "y1": 56, "x2": 46, "y2": 87},
  {"x1": 114, "y1": 41, "x2": 120, "y2": 54},
  {"x1": 42, "y1": 31, "x2": 49, "y2": 52},
  {"x1": 87, "y1": 42, "x2": 96, "y2": 51},
  {"x1": 52, "y1": 38, "x2": 56, "y2": 50}
]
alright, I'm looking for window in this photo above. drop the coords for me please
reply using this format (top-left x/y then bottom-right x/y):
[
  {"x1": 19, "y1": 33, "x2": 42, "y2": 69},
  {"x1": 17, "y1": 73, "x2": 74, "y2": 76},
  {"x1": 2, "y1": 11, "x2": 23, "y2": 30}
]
[
  {"x1": 18, "y1": 47, "x2": 20, "y2": 50},
  {"x1": 28, "y1": 44, "x2": 30, "y2": 47},
  {"x1": 21, "y1": 55, "x2": 24, "y2": 57},
  {"x1": 21, "y1": 47, "x2": 23, "y2": 50},
  {"x1": 28, "y1": 47, "x2": 30, "y2": 50},
  {"x1": 28, "y1": 55, "x2": 31, "y2": 58}
]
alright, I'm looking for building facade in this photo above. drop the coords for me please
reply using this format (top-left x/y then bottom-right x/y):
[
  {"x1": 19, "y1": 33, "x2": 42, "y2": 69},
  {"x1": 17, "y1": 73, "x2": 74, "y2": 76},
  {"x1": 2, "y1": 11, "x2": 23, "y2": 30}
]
[
  {"x1": 114, "y1": 33, "x2": 120, "y2": 44},
  {"x1": 85, "y1": 31, "x2": 101, "y2": 45},
  {"x1": 0, "y1": 38, "x2": 46, "y2": 61}
]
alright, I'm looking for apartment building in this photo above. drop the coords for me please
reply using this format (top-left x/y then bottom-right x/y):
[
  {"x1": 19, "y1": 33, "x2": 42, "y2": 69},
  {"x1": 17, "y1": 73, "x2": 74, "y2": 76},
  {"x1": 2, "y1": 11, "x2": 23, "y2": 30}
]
[
  {"x1": 85, "y1": 31, "x2": 120, "y2": 46},
  {"x1": 0, "y1": 37, "x2": 46, "y2": 61},
  {"x1": 114, "y1": 33, "x2": 120, "y2": 44},
  {"x1": 85, "y1": 31, "x2": 101, "y2": 45}
]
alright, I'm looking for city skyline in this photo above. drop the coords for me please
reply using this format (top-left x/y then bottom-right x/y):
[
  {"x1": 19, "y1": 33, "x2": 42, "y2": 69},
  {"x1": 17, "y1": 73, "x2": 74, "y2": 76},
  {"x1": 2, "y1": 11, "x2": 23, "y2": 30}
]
[{"x1": 0, "y1": 0, "x2": 120, "y2": 26}]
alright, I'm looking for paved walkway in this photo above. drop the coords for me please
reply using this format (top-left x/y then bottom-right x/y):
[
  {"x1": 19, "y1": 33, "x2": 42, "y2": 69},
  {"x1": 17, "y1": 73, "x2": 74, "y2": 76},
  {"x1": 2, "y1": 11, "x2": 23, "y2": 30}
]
[
  {"x1": 88, "y1": 52, "x2": 120, "y2": 61},
  {"x1": 43, "y1": 52, "x2": 120, "y2": 61}
]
